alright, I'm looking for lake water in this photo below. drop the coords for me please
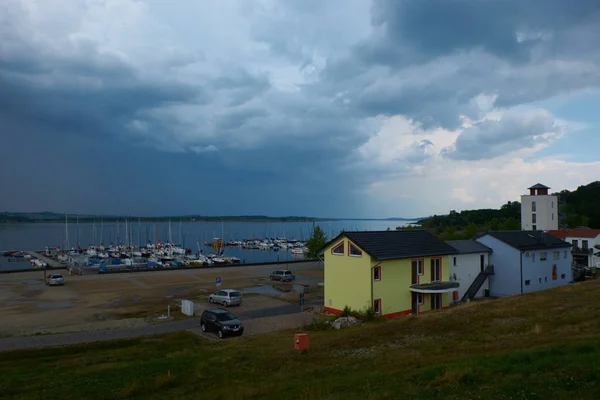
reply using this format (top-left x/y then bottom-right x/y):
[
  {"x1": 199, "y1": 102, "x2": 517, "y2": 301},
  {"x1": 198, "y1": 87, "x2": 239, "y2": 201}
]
[{"x1": 0, "y1": 219, "x2": 415, "y2": 270}]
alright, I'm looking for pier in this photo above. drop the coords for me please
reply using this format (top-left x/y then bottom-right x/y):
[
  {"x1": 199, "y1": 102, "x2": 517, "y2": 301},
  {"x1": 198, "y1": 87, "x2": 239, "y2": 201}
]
[{"x1": 24, "y1": 251, "x2": 63, "y2": 269}]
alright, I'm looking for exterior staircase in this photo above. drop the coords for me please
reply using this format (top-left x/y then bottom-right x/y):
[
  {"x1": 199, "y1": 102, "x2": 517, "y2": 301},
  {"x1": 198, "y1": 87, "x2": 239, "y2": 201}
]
[{"x1": 461, "y1": 264, "x2": 494, "y2": 302}]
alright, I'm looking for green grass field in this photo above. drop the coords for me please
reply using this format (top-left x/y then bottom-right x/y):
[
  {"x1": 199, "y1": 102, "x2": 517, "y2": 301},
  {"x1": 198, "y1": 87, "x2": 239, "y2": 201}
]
[{"x1": 3, "y1": 280, "x2": 600, "y2": 400}]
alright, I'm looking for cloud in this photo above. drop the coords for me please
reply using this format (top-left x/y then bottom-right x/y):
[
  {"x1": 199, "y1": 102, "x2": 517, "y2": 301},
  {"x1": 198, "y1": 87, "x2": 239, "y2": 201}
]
[
  {"x1": 1, "y1": 0, "x2": 600, "y2": 218},
  {"x1": 443, "y1": 109, "x2": 563, "y2": 160}
]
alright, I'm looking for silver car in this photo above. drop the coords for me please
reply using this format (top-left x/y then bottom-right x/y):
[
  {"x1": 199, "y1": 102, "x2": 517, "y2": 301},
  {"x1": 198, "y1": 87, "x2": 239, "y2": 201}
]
[
  {"x1": 47, "y1": 274, "x2": 64, "y2": 286},
  {"x1": 208, "y1": 289, "x2": 242, "y2": 307}
]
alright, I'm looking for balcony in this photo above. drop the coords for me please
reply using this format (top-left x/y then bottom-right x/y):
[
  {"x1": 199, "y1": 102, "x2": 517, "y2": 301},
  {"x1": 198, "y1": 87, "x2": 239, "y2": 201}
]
[
  {"x1": 572, "y1": 247, "x2": 594, "y2": 255},
  {"x1": 410, "y1": 281, "x2": 459, "y2": 294}
]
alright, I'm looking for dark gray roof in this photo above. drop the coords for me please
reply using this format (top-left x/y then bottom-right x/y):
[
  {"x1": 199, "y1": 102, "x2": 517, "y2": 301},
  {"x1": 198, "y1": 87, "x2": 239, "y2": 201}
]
[
  {"x1": 528, "y1": 183, "x2": 550, "y2": 190},
  {"x1": 446, "y1": 240, "x2": 492, "y2": 254},
  {"x1": 480, "y1": 231, "x2": 571, "y2": 251},
  {"x1": 319, "y1": 230, "x2": 458, "y2": 260}
]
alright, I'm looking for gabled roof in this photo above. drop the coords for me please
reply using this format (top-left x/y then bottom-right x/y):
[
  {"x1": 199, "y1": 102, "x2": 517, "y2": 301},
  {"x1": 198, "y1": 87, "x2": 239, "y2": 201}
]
[
  {"x1": 319, "y1": 230, "x2": 458, "y2": 260},
  {"x1": 547, "y1": 228, "x2": 600, "y2": 239},
  {"x1": 446, "y1": 240, "x2": 492, "y2": 254},
  {"x1": 528, "y1": 183, "x2": 551, "y2": 190},
  {"x1": 479, "y1": 230, "x2": 571, "y2": 251}
]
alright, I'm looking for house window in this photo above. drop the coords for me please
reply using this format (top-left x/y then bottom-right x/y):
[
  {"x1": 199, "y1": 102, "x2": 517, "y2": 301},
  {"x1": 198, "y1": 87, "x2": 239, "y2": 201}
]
[
  {"x1": 532, "y1": 201, "x2": 537, "y2": 212},
  {"x1": 431, "y1": 293, "x2": 442, "y2": 310},
  {"x1": 552, "y1": 213, "x2": 554, "y2": 221},
  {"x1": 539, "y1": 278, "x2": 542, "y2": 283},
  {"x1": 552, "y1": 201, "x2": 554, "y2": 208},
  {"x1": 331, "y1": 242, "x2": 344, "y2": 255},
  {"x1": 572, "y1": 239, "x2": 578, "y2": 247},
  {"x1": 411, "y1": 259, "x2": 424, "y2": 285},
  {"x1": 349, "y1": 243, "x2": 362, "y2": 257},
  {"x1": 561, "y1": 273, "x2": 566, "y2": 279},
  {"x1": 532, "y1": 213, "x2": 537, "y2": 224},
  {"x1": 453, "y1": 257, "x2": 457, "y2": 266},
  {"x1": 430, "y1": 258, "x2": 441, "y2": 282},
  {"x1": 416, "y1": 293, "x2": 424, "y2": 304},
  {"x1": 525, "y1": 280, "x2": 531, "y2": 286},
  {"x1": 533, "y1": 225, "x2": 537, "y2": 231},
  {"x1": 373, "y1": 266, "x2": 381, "y2": 281},
  {"x1": 532, "y1": 253, "x2": 536, "y2": 262},
  {"x1": 564, "y1": 250, "x2": 567, "y2": 258},
  {"x1": 553, "y1": 251, "x2": 559, "y2": 260},
  {"x1": 582, "y1": 240, "x2": 589, "y2": 250},
  {"x1": 545, "y1": 277, "x2": 548, "y2": 282},
  {"x1": 540, "y1": 252, "x2": 547, "y2": 261},
  {"x1": 373, "y1": 298, "x2": 381, "y2": 314}
]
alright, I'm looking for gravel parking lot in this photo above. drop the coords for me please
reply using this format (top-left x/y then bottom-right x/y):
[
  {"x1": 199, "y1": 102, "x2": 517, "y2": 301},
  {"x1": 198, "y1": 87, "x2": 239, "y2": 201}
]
[{"x1": 0, "y1": 261, "x2": 323, "y2": 338}]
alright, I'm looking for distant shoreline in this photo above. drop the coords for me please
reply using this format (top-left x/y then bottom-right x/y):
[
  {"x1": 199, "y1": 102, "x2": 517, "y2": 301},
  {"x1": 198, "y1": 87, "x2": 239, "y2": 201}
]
[{"x1": 0, "y1": 214, "x2": 423, "y2": 224}]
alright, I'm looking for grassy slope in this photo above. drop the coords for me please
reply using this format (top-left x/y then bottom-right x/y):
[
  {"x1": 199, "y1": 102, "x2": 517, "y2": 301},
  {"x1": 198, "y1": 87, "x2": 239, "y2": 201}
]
[{"x1": 3, "y1": 281, "x2": 600, "y2": 399}]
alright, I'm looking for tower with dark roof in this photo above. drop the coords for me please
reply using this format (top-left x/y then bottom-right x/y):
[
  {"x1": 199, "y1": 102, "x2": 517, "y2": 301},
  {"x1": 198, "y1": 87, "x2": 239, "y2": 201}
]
[{"x1": 521, "y1": 183, "x2": 559, "y2": 231}]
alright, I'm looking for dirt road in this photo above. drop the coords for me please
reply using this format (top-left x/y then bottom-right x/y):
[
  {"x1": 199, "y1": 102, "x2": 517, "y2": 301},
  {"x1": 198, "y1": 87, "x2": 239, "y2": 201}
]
[{"x1": 0, "y1": 307, "x2": 317, "y2": 352}]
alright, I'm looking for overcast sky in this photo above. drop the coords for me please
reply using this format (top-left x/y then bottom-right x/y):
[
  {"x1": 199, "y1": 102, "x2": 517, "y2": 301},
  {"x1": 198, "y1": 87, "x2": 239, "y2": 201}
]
[{"x1": 1, "y1": 0, "x2": 599, "y2": 218}]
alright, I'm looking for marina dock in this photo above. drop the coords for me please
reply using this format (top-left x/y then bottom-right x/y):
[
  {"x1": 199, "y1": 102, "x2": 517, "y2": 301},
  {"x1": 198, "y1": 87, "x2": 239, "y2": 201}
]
[{"x1": 24, "y1": 251, "x2": 63, "y2": 269}]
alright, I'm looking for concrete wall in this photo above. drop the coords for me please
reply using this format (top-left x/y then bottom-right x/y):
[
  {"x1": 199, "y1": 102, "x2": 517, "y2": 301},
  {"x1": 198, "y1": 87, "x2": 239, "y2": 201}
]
[
  {"x1": 521, "y1": 194, "x2": 559, "y2": 231},
  {"x1": 449, "y1": 252, "x2": 490, "y2": 299},
  {"x1": 476, "y1": 235, "x2": 522, "y2": 297},
  {"x1": 521, "y1": 248, "x2": 573, "y2": 292}
]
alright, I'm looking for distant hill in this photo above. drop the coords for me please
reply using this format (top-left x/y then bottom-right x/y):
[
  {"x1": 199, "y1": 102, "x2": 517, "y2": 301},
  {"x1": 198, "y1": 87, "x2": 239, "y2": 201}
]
[{"x1": 0, "y1": 213, "x2": 329, "y2": 223}]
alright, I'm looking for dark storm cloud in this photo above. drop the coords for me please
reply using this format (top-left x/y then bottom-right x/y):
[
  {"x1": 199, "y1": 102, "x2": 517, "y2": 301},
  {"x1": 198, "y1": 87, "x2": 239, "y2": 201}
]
[
  {"x1": 0, "y1": 55, "x2": 202, "y2": 143},
  {"x1": 2, "y1": 0, "x2": 600, "y2": 217},
  {"x1": 318, "y1": 0, "x2": 600, "y2": 132},
  {"x1": 368, "y1": 0, "x2": 600, "y2": 64}
]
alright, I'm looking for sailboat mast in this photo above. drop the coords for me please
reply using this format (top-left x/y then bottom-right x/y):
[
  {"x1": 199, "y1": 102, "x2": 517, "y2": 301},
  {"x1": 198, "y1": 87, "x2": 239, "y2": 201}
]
[
  {"x1": 100, "y1": 220, "x2": 103, "y2": 246},
  {"x1": 65, "y1": 213, "x2": 69, "y2": 251},
  {"x1": 138, "y1": 218, "x2": 141, "y2": 247},
  {"x1": 221, "y1": 221, "x2": 224, "y2": 255},
  {"x1": 76, "y1": 217, "x2": 80, "y2": 250}
]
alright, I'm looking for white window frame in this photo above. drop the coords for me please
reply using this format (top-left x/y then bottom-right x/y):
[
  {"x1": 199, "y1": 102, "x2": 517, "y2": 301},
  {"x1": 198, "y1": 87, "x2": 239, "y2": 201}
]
[
  {"x1": 331, "y1": 242, "x2": 344, "y2": 256},
  {"x1": 348, "y1": 243, "x2": 363, "y2": 257},
  {"x1": 373, "y1": 266, "x2": 381, "y2": 281},
  {"x1": 431, "y1": 258, "x2": 441, "y2": 282}
]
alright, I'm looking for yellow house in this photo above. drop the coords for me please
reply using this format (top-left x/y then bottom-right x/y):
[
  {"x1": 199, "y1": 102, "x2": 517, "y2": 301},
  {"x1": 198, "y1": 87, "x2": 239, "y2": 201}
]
[{"x1": 318, "y1": 230, "x2": 459, "y2": 318}]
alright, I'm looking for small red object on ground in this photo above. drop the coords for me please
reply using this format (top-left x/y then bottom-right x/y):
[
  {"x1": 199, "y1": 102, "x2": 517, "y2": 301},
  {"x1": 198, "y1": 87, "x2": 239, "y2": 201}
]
[{"x1": 294, "y1": 333, "x2": 310, "y2": 351}]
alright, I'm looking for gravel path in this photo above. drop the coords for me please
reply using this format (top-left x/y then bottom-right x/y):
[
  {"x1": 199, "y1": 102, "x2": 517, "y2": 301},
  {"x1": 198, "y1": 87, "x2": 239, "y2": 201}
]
[{"x1": 0, "y1": 303, "x2": 318, "y2": 352}]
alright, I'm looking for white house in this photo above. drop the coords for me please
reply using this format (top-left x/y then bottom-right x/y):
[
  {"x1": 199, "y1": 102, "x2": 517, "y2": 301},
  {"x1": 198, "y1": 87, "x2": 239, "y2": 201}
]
[
  {"x1": 521, "y1": 183, "x2": 559, "y2": 231},
  {"x1": 548, "y1": 228, "x2": 600, "y2": 268},
  {"x1": 446, "y1": 240, "x2": 493, "y2": 301},
  {"x1": 476, "y1": 231, "x2": 572, "y2": 297}
]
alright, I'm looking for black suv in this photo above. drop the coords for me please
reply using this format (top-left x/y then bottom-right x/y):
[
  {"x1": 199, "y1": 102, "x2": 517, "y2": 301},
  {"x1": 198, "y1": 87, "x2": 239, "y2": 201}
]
[{"x1": 199, "y1": 308, "x2": 244, "y2": 339}]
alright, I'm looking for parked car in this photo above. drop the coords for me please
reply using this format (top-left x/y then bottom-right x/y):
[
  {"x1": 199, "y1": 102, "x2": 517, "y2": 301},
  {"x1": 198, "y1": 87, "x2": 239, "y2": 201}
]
[
  {"x1": 47, "y1": 274, "x2": 64, "y2": 286},
  {"x1": 208, "y1": 289, "x2": 242, "y2": 307},
  {"x1": 269, "y1": 269, "x2": 295, "y2": 282},
  {"x1": 199, "y1": 308, "x2": 244, "y2": 339}
]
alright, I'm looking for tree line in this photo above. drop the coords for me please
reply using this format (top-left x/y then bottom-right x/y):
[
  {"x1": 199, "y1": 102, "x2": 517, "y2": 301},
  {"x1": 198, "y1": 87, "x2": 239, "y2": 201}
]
[{"x1": 410, "y1": 181, "x2": 600, "y2": 240}]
